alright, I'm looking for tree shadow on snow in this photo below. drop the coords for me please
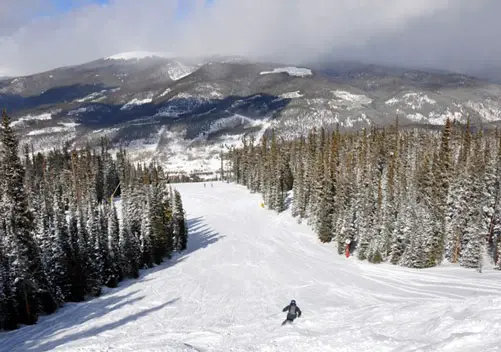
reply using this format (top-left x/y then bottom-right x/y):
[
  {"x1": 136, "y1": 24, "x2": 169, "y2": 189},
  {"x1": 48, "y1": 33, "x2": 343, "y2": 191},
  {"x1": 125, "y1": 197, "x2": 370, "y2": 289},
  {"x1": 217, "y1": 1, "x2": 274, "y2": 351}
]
[
  {"x1": 123, "y1": 216, "x2": 223, "y2": 283},
  {"x1": 20, "y1": 298, "x2": 180, "y2": 352},
  {"x1": 185, "y1": 216, "x2": 223, "y2": 254},
  {"x1": 0, "y1": 291, "x2": 177, "y2": 351},
  {"x1": 0, "y1": 216, "x2": 220, "y2": 351}
]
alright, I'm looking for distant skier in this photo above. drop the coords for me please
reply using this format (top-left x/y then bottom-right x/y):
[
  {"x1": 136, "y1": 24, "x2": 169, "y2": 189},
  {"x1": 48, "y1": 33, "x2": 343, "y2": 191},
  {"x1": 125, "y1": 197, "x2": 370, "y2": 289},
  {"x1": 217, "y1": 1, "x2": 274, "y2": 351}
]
[{"x1": 281, "y1": 299, "x2": 301, "y2": 325}]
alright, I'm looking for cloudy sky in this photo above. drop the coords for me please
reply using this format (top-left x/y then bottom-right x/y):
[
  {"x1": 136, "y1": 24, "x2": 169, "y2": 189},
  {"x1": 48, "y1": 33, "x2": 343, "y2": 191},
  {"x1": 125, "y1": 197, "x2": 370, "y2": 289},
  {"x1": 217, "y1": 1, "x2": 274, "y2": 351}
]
[{"x1": 0, "y1": 0, "x2": 498, "y2": 77}]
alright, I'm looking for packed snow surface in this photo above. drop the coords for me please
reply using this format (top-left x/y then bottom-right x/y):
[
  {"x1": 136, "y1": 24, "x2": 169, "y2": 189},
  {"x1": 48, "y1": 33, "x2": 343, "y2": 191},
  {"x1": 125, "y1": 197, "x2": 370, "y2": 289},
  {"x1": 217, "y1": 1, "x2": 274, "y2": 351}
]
[{"x1": 2, "y1": 182, "x2": 501, "y2": 351}]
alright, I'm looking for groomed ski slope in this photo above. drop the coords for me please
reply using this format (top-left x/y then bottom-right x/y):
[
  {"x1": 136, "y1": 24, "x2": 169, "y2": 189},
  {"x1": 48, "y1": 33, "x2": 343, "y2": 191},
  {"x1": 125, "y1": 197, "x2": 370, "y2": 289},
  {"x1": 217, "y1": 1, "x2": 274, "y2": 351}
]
[{"x1": 2, "y1": 182, "x2": 501, "y2": 351}]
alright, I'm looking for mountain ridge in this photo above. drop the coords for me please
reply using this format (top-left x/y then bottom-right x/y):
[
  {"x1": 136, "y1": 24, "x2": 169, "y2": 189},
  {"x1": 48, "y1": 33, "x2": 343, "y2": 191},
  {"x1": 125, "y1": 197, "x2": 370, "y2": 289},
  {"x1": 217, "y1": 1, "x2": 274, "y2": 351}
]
[{"x1": 2, "y1": 53, "x2": 501, "y2": 175}]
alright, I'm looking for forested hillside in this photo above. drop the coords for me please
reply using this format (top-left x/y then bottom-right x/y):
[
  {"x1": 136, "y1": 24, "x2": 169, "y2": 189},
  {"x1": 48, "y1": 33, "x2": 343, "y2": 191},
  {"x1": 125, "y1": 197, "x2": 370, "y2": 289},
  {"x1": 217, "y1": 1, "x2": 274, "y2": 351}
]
[
  {"x1": 229, "y1": 119, "x2": 501, "y2": 270},
  {"x1": 0, "y1": 110, "x2": 187, "y2": 331}
]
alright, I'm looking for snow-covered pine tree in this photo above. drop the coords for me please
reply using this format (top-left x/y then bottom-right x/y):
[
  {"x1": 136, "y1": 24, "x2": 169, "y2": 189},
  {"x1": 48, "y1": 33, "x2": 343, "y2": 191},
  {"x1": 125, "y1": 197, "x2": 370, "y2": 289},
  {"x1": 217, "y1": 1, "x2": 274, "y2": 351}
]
[
  {"x1": 1, "y1": 110, "x2": 58, "y2": 324},
  {"x1": 150, "y1": 183, "x2": 168, "y2": 263},
  {"x1": 401, "y1": 202, "x2": 429, "y2": 268},
  {"x1": 140, "y1": 191, "x2": 154, "y2": 268},
  {"x1": 0, "y1": 229, "x2": 18, "y2": 330},
  {"x1": 94, "y1": 155, "x2": 105, "y2": 204},
  {"x1": 459, "y1": 134, "x2": 488, "y2": 269},
  {"x1": 291, "y1": 156, "x2": 305, "y2": 220},
  {"x1": 104, "y1": 157, "x2": 120, "y2": 200},
  {"x1": 389, "y1": 200, "x2": 411, "y2": 265},
  {"x1": 307, "y1": 128, "x2": 326, "y2": 228},
  {"x1": 423, "y1": 119, "x2": 453, "y2": 266},
  {"x1": 106, "y1": 201, "x2": 122, "y2": 285},
  {"x1": 86, "y1": 200, "x2": 103, "y2": 295},
  {"x1": 50, "y1": 189, "x2": 72, "y2": 302},
  {"x1": 97, "y1": 204, "x2": 111, "y2": 284},
  {"x1": 173, "y1": 189, "x2": 188, "y2": 251},
  {"x1": 120, "y1": 217, "x2": 140, "y2": 279},
  {"x1": 482, "y1": 137, "x2": 500, "y2": 263},
  {"x1": 334, "y1": 150, "x2": 356, "y2": 254},
  {"x1": 317, "y1": 133, "x2": 338, "y2": 243},
  {"x1": 67, "y1": 203, "x2": 85, "y2": 301}
]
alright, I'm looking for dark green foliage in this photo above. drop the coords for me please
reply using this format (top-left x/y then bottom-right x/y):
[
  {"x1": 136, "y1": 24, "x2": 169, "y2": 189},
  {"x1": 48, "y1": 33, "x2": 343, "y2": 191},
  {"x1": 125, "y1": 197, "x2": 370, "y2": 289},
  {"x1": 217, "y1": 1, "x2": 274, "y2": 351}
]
[
  {"x1": 0, "y1": 110, "x2": 188, "y2": 331},
  {"x1": 229, "y1": 117, "x2": 500, "y2": 270},
  {"x1": 173, "y1": 189, "x2": 188, "y2": 251}
]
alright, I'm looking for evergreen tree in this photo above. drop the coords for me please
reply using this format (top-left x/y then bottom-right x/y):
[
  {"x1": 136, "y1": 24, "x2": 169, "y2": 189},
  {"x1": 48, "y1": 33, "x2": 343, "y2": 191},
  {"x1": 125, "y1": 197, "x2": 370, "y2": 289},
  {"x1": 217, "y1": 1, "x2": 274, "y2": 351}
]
[
  {"x1": 86, "y1": 203, "x2": 103, "y2": 295},
  {"x1": 106, "y1": 201, "x2": 122, "y2": 286},
  {"x1": 140, "y1": 197, "x2": 154, "y2": 268},
  {"x1": 1, "y1": 110, "x2": 58, "y2": 325},
  {"x1": 51, "y1": 190, "x2": 72, "y2": 302},
  {"x1": 67, "y1": 205, "x2": 86, "y2": 301},
  {"x1": 173, "y1": 189, "x2": 188, "y2": 251},
  {"x1": 228, "y1": 118, "x2": 500, "y2": 270}
]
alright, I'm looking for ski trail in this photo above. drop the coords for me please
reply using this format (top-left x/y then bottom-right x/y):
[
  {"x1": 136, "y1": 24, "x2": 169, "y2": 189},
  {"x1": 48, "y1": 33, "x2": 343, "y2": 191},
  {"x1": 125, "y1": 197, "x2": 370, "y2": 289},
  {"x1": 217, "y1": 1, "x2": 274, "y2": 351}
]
[{"x1": 1, "y1": 182, "x2": 501, "y2": 351}]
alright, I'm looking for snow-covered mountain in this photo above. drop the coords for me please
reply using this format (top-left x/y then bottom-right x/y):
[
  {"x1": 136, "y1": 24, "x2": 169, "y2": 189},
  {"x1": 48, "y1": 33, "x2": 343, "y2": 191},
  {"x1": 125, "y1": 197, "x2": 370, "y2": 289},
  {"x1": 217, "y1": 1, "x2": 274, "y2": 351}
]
[
  {"x1": 1, "y1": 182, "x2": 500, "y2": 351},
  {"x1": 2, "y1": 53, "x2": 501, "y2": 175}
]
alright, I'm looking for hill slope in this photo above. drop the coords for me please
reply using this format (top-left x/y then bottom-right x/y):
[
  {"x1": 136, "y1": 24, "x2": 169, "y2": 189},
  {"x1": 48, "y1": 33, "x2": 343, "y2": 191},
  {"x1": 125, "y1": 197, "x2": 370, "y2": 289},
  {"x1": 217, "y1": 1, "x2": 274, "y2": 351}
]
[
  {"x1": 1, "y1": 182, "x2": 501, "y2": 351},
  {"x1": 3, "y1": 55, "x2": 501, "y2": 175}
]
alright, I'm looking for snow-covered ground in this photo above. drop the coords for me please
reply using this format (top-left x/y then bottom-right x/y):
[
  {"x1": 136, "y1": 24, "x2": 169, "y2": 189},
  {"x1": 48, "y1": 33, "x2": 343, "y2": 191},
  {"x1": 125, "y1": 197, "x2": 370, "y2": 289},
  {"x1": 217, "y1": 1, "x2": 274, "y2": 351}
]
[
  {"x1": 279, "y1": 91, "x2": 303, "y2": 99},
  {"x1": 11, "y1": 111, "x2": 55, "y2": 127},
  {"x1": 2, "y1": 182, "x2": 501, "y2": 351},
  {"x1": 260, "y1": 67, "x2": 312, "y2": 77},
  {"x1": 76, "y1": 90, "x2": 108, "y2": 103},
  {"x1": 121, "y1": 96, "x2": 154, "y2": 110},
  {"x1": 26, "y1": 122, "x2": 80, "y2": 136}
]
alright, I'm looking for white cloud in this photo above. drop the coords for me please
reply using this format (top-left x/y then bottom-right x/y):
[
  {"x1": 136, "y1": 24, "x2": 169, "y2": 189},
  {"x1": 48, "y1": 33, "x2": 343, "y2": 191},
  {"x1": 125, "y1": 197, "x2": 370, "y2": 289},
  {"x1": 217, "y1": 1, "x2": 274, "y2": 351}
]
[{"x1": 0, "y1": 0, "x2": 498, "y2": 76}]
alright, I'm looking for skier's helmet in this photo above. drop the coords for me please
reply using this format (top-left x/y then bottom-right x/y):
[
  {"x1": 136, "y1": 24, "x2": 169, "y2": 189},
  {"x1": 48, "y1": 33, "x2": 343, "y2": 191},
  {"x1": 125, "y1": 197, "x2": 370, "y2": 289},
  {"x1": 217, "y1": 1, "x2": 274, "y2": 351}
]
[{"x1": 291, "y1": 300, "x2": 296, "y2": 305}]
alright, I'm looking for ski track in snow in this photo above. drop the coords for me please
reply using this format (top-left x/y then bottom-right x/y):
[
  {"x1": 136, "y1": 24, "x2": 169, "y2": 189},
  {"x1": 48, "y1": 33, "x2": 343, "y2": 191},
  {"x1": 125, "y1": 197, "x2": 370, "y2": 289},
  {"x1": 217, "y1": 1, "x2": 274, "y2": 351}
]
[{"x1": 2, "y1": 182, "x2": 501, "y2": 351}]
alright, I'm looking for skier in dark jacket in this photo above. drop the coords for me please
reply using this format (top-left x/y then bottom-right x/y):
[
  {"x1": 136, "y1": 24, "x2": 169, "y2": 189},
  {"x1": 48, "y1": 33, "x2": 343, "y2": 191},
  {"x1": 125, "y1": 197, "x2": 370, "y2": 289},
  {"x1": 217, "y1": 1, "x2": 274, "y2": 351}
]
[{"x1": 282, "y1": 299, "x2": 301, "y2": 325}]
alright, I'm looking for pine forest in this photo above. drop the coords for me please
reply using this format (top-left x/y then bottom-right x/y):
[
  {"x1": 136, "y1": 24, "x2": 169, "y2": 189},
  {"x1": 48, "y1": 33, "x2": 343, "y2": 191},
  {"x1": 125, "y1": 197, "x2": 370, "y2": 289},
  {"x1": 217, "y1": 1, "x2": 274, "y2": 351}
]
[
  {"x1": 229, "y1": 118, "x2": 501, "y2": 271},
  {"x1": 0, "y1": 111, "x2": 187, "y2": 331}
]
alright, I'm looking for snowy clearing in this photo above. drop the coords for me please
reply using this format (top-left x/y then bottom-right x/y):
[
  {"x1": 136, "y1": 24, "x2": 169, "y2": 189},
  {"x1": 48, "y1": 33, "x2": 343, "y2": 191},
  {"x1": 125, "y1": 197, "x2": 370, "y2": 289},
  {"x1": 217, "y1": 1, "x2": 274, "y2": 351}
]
[
  {"x1": 75, "y1": 90, "x2": 107, "y2": 103},
  {"x1": 386, "y1": 92, "x2": 436, "y2": 109},
  {"x1": 1, "y1": 182, "x2": 501, "y2": 351},
  {"x1": 11, "y1": 112, "x2": 54, "y2": 127},
  {"x1": 27, "y1": 122, "x2": 80, "y2": 136},
  {"x1": 158, "y1": 88, "x2": 172, "y2": 98},
  {"x1": 279, "y1": 91, "x2": 303, "y2": 99},
  {"x1": 165, "y1": 61, "x2": 198, "y2": 81},
  {"x1": 332, "y1": 90, "x2": 372, "y2": 105},
  {"x1": 260, "y1": 67, "x2": 312, "y2": 77},
  {"x1": 121, "y1": 97, "x2": 153, "y2": 111},
  {"x1": 466, "y1": 100, "x2": 501, "y2": 122}
]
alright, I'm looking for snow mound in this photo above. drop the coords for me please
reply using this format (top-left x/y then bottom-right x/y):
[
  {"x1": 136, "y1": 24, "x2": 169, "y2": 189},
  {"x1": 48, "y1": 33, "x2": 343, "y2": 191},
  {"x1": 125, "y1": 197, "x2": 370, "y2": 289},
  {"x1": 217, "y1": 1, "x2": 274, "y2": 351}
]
[
  {"x1": 105, "y1": 51, "x2": 171, "y2": 60},
  {"x1": 386, "y1": 92, "x2": 436, "y2": 109},
  {"x1": 121, "y1": 97, "x2": 153, "y2": 111},
  {"x1": 279, "y1": 91, "x2": 304, "y2": 99},
  {"x1": 260, "y1": 67, "x2": 312, "y2": 77},
  {"x1": 75, "y1": 90, "x2": 107, "y2": 103},
  {"x1": 333, "y1": 90, "x2": 372, "y2": 105},
  {"x1": 27, "y1": 122, "x2": 80, "y2": 136},
  {"x1": 11, "y1": 112, "x2": 54, "y2": 127},
  {"x1": 158, "y1": 88, "x2": 172, "y2": 98}
]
